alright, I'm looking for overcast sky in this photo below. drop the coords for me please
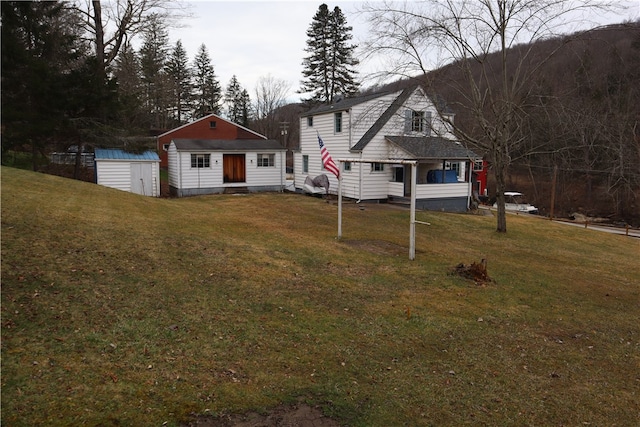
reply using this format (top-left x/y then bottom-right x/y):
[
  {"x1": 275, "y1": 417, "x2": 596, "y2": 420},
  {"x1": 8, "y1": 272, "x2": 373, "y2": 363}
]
[{"x1": 167, "y1": 0, "x2": 640, "y2": 104}]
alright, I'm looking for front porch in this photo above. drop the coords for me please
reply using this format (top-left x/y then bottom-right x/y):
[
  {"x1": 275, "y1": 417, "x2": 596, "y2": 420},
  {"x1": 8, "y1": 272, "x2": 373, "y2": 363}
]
[{"x1": 388, "y1": 181, "x2": 471, "y2": 212}]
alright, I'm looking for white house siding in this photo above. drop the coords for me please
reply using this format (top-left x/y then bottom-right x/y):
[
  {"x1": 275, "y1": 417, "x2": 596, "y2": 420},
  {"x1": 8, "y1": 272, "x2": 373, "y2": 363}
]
[
  {"x1": 170, "y1": 145, "x2": 284, "y2": 197},
  {"x1": 245, "y1": 151, "x2": 285, "y2": 189},
  {"x1": 168, "y1": 143, "x2": 179, "y2": 188}
]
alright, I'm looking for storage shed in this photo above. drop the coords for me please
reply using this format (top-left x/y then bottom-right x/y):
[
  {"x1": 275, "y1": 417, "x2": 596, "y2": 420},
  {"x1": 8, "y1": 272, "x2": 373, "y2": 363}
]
[{"x1": 94, "y1": 149, "x2": 161, "y2": 197}]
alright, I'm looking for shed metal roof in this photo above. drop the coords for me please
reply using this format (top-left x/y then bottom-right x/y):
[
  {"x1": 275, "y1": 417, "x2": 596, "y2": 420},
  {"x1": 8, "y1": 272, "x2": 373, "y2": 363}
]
[
  {"x1": 172, "y1": 139, "x2": 285, "y2": 151},
  {"x1": 386, "y1": 136, "x2": 481, "y2": 160},
  {"x1": 94, "y1": 148, "x2": 160, "y2": 161}
]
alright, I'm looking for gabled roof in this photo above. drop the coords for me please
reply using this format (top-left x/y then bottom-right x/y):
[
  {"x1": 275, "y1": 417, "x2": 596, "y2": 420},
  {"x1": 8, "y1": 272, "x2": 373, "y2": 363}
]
[
  {"x1": 158, "y1": 113, "x2": 267, "y2": 139},
  {"x1": 94, "y1": 148, "x2": 160, "y2": 161},
  {"x1": 172, "y1": 139, "x2": 285, "y2": 151},
  {"x1": 301, "y1": 90, "x2": 395, "y2": 117},
  {"x1": 350, "y1": 86, "x2": 416, "y2": 152},
  {"x1": 386, "y1": 136, "x2": 481, "y2": 160}
]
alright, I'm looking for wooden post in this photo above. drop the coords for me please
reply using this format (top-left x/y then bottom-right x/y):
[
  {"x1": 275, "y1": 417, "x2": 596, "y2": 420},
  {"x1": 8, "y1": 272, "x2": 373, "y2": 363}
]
[
  {"x1": 550, "y1": 165, "x2": 557, "y2": 220},
  {"x1": 409, "y1": 162, "x2": 417, "y2": 260}
]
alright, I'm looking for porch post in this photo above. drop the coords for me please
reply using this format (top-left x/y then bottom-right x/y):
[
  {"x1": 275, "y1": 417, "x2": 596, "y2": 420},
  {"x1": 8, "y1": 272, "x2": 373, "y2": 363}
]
[{"x1": 409, "y1": 162, "x2": 417, "y2": 260}]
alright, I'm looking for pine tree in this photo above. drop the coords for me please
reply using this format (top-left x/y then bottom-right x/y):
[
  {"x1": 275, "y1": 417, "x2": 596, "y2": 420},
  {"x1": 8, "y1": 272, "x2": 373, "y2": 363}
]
[
  {"x1": 192, "y1": 44, "x2": 222, "y2": 117},
  {"x1": 166, "y1": 40, "x2": 192, "y2": 124},
  {"x1": 299, "y1": 4, "x2": 359, "y2": 103},
  {"x1": 224, "y1": 75, "x2": 251, "y2": 126},
  {"x1": 139, "y1": 15, "x2": 170, "y2": 129},
  {"x1": 113, "y1": 42, "x2": 145, "y2": 132}
]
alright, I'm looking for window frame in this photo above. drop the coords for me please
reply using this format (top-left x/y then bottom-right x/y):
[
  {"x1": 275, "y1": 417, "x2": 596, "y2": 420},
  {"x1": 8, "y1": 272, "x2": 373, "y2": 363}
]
[
  {"x1": 371, "y1": 162, "x2": 384, "y2": 172},
  {"x1": 302, "y1": 155, "x2": 309, "y2": 173},
  {"x1": 257, "y1": 153, "x2": 275, "y2": 168},
  {"x1": 334, "y1": 112, "x2": 342, "y2": 133},
  {"x1": 307, "y1": 116, "x2": 313, "y2": 127},
  {"x1": 191, "y1": 153, "x2": 210, "y2": 168},
  {"x1": 343, "y1": 161, "x2": 351, "y2": 172},
  {"x1": 411, "y1": 111, "x2": 425, "y2": 133}
]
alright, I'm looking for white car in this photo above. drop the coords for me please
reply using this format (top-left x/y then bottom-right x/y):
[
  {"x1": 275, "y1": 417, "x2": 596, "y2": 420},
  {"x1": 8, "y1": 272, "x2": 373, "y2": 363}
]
[{"x1": 494, "y1": 191, "x2": 539, "y2": 214}]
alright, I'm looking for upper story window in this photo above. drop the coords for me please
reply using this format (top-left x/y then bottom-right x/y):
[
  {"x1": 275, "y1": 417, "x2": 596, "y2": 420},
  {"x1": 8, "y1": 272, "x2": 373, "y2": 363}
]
[
  {"x1": 307, "y1": 116, "x2": 313, "y2": 127},
  {"x1": 257, "y1": 154, "x2": 275, "y2": 167},
  {"x1": 371, "y1": 162, "x2": 384, "y2": 172},
  {"x1": 405, "y1": 110, "x2": 432, "y2": 136},
  {"x1": 334, "y1": 112, "x2": 342, "y2": 133},
  {"x1": 412, "y1": 111, "x2": 425, "y2": 132},
  {"x1": 191, "y1": 154, "x2": 210, "y2": 168},
  {"x1": 209, "y1": 121, "x2": 217, "y2": 129}
]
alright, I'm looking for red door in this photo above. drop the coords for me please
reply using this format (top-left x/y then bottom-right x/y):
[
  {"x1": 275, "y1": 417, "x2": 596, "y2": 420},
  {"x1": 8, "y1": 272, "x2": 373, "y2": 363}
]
[{"x1": 223, "y1": 154, "x2": 246, "y2": 183}]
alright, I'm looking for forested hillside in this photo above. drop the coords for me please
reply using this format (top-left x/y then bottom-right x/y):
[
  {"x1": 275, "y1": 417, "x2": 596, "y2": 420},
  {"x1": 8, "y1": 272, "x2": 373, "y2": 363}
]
[{"x1": 367, "y1": 22, "x2": 640, "y2": 225}]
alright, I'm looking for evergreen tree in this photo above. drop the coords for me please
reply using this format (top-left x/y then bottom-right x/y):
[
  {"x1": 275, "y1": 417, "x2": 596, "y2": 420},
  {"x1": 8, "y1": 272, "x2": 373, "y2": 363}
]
[
  {"x1": 0, "y1": 1, "x2": 93, "y2": 169},
  {"x1": 113, "y1": 42, "x2": 144, "y2": 132},
  {"x1": 192, "y1": 44, "x2": 222, "y2": 117},
  {"x1": 139, "y1": 14, "x2": 170, "y2": 129},
  {"x1": 299, "y1": 4, "x2": 359, "y2": 103},
  {"x1": 166, "y1": 40, "x2": 192, "y2": 124},
  {"x1": 224, "y1": 75, "x2": 251, "y2": 126}
]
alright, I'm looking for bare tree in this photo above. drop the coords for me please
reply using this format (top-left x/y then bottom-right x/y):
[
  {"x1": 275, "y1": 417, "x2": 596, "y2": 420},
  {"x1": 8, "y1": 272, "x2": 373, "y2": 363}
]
[
  {"x1": 362, "y1": 0, "x2": 619, "y2": 232},
  {"x1": 253, "y1": 74, "x2": 291, "y2": 139}
]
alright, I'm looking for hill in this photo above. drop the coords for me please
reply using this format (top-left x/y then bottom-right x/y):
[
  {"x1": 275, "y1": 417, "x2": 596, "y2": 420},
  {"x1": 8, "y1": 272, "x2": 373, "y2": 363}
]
[
  {"x1": 2, "y1": 167, "x2": 639, "y2": 426},
  {"x1": 361, "y1": 22, "x2": 640, "y2": 225}
]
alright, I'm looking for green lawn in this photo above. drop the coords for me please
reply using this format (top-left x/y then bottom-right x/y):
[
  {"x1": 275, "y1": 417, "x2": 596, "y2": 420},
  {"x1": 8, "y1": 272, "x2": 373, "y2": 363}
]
[{"x1": 2, "y1": 166, "x2": 639, "y2": 426}]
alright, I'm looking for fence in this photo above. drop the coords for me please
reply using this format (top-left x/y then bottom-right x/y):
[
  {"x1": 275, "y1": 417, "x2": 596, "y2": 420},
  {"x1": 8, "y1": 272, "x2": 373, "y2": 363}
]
[{"x1": 49, "y1": 152, "x2": 95, "y2": 168}]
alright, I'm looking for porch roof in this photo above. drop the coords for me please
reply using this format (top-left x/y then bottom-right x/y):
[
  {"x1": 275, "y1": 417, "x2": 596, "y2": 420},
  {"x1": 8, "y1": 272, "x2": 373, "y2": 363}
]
[
  {"x1": 385, "y1": 136, "x2": 481, "y2": 161},
  {"x1": 172, "y1": 139, "x2": 285, "y2": 151}
]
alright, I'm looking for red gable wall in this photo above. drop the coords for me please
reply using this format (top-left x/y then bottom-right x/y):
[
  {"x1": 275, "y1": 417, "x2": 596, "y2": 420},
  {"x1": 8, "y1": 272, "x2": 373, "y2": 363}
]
[{"x1": 157, "y1": 115, "x2": 264, "y2": 167}]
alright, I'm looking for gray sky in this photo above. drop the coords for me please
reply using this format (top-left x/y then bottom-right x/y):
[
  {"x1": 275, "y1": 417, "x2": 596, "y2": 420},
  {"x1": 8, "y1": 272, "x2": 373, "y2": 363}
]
[{"x1": 168, "y1": 0, "x2": 640, "y2": 103}]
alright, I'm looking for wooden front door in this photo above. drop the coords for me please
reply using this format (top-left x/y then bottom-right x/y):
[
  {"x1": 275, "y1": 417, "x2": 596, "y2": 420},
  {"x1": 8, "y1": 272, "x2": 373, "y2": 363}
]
[{"x1": 223, "y1": 154, "x2": 246, "y2": 183}]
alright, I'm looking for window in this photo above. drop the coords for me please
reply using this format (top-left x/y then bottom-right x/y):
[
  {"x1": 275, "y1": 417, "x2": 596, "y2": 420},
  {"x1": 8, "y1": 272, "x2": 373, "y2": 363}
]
[
  {"x1": 163, "y1": 143, "x2": 170, "y2": 151},
  {"x1": 334, "y1": 112, "x2": 342, "y2": 133},
  {"x1": 412, "y1": 111, "x2": 425, "y2": 132},
  {"x1": 307, "y1": 116, "x2": 313, "y2": 127},
  {"x1": 302, "y1": 155, "x2": 309, "y2": 173},
  {"x1": 343, "y1": 161, "x2": 351, "y2": 172},
  {"x1": 405, "y1": 110, "x2": 432, "y2": 135},
  {"x1": 447, "y1": 161, "x2": 461, "y2": 177},
  {"x1": 473, "y1": 160, "x2": 484, "y2": 171},
  {"x1": 257, "y1": 153, "x2": 275, "y2": 167},
  {"x1": 209, "y1": 121, "x2": 217, "y2": 129},
  {"x1": 191, "y1": 154, "x2": 210, "y2": 168},
  {"x1": 371, "y1": 162, "x2": 384, "y2": 172}
]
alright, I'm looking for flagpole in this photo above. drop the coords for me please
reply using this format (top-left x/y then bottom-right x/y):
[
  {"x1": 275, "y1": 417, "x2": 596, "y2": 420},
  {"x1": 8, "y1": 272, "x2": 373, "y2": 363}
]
[{"x1": 338, "y1": 165, "x2": 343, "y2": 239}]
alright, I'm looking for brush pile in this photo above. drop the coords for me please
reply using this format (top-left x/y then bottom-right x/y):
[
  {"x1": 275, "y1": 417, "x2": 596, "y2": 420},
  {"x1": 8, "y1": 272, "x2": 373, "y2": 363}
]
[{"x1": 452, "y1": 258, "x2": 492, "y2": 285}]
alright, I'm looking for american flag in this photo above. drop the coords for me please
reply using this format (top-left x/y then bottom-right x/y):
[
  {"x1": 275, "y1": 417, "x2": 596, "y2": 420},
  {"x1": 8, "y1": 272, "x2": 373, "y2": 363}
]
[{"x1": 317, "y1": 134, "x2": 340, "y2": 178}]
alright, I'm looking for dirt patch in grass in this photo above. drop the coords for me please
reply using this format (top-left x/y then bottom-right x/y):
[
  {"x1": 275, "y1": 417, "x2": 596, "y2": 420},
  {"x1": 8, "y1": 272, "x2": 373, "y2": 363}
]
[
  {"x1": 183, "y1": 403, "x2": 341, "y2": 427},
  {"x1": 341, "y1": 239, "x2": 408, "y2": 257}
]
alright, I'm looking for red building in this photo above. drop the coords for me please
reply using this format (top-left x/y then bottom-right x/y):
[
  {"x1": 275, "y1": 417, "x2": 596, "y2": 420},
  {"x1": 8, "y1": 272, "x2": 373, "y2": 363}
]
[{"x1": 157, "y1": 114, "x2": 266, "y2": 168}]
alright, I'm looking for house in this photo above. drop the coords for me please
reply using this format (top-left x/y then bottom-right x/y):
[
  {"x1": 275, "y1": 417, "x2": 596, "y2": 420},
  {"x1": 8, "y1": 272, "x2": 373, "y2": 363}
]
[
  {"x1": 167, "y1": 138, "x2": 286, "y2": 197},
  {"x1": 294, "y1": 85, "x2": 484, "y2": 212},
  {"x1": 157, "y1": 113, "x2": 267, "y2": 168},
  {"x1": 94, "y1": 148, "x2": 161, "y2": 197}
]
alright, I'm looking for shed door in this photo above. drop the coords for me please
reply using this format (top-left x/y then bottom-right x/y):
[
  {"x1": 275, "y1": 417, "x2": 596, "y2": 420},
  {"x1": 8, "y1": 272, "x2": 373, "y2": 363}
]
[
  {"x1": 223, "y1": 154, "x2": 246, "y2": 183},
  {"x1": 131, "y1": 163, "x2": 153, "y2": 196}
]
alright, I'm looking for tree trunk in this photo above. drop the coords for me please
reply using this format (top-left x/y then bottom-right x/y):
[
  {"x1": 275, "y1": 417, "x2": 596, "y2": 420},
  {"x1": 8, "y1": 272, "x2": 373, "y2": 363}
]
[{"x1": 493, "y1": 155, "x2": 508, "y2": 233}]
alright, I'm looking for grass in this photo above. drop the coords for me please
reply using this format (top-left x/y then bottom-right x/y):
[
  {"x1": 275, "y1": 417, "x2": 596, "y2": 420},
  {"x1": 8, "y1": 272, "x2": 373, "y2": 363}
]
[{"x1": 2, "y1": 166, "x2": 639, "y2": 426}]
